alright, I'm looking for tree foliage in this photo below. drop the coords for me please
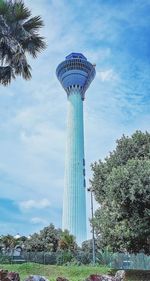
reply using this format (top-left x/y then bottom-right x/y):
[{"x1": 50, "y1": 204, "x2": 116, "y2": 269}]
[
  {"x1": 0, "y1": 0, "x2": 46, "y2": 85},
  {"x1": 58, "y1": 229, "x2": 77, "y2": 252},
  {"x1": 0, "y1": 224, "x2": 77, "y2": 256},
  {"x1": 91, "y1": 131, "x2": 150, "y2": 253},
  {"x1": 24, "y1": 224, "x2": 62, "y2": 252},
  {"x1": 0, "y1": 235, "x2": 16, "y2": 254}
]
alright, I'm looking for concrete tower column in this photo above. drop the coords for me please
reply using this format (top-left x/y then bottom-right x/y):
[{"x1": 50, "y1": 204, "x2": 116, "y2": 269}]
[
  {"x1": 63, "y1": 89, "x2": 86, "y2": 243},
  {"x1": 56, "y1": 53, "x2": 96, "y2": 245}
]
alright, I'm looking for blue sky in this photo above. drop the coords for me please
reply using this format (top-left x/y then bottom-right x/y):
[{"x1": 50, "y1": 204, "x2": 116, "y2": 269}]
[{"x1": 0, "y1": 0, "x2": 150, "y2": 238}]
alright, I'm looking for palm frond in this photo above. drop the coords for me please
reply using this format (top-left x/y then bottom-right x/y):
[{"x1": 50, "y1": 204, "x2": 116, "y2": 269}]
[
  {"x1": 0, "y1": 41, "x2": 11, "y2": 62},
  {"x1": 11, "y1": 0, "x2": 31, "y2": 21},
  {"x1": 13, "y1": 59, "x2": 32, "y2": 80},
  {"x1": 0, "y1": 1, "x2": 8, "y2": 16},
  {"x1": 0, "y1": 35, "x2": 22, "y2": 58},
  {"x1": 15, "y1": 24, "x2": 31, "y2": 42},
  {"x1": 0, "y1": 14, "x2": 10, "y2": 36},
  {"x1": 22, "y1": 35, "x2": 46, "y2": 58},
  {"x1": 0, "y1": 66, "x2": 13, "y2": 85},
  {"x1": 0, "y1": 1, "x2": 46, "y2": 85},
  {"x1": 11, "y1": 51, "x2": 32, "y2": 80},
  {"x1": 23, "y1": 16, "x2": 44, "y2": 32},
  {"x1": 21, "y1": 63, "x2": 32, "y2": 80}
]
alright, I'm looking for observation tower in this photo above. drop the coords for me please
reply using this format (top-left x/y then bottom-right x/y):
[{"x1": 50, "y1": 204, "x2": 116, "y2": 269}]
[{"x1": 56, "y1": 53, "x2": 96, "y2": 244}]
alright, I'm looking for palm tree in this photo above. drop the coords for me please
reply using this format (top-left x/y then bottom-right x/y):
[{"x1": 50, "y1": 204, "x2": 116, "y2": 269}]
[
  {"x1": 0, "y1": 234, "x2": 16, "y2": 254},
  {"x1": 59, "y1": 230, "x2": 77, "y2": 252},
  {"x1": 0, "y1": 0, "x2": 46, "y2": 85}
]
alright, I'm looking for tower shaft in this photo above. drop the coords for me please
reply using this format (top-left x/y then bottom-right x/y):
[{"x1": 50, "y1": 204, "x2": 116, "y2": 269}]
[{"x1": 63, "y1": 90, "x2": 86, "y2": 244}]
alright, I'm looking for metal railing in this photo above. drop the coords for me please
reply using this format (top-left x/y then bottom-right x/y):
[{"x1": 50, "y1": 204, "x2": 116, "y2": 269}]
[
  {"x1": 96, "y1": 252, "x2": 150, "y2": 270},
  {"x1": 0, "y1": 251, "x2": 149, "y2": 270}
]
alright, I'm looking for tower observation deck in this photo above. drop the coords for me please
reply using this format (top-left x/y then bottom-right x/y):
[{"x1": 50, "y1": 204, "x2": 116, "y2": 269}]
[{"x1": 56, "y1": 53, "x2": 96, "y2": 244}]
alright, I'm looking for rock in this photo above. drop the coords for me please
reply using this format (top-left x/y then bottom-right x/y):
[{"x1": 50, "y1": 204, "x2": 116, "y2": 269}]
[
  {"x1": 85, "y1": 275, "x2": 113, "y2": 281},
  {"x1": 0, "y1": 270, "x2": 20, "y2": 281},
  {"x1": 25, "y1": 275, "x2": 49, "y2": 281},
  {"x1": 85, "y1": 270, "x2": 125, "y2": 281},
  {"x1": 7, "y1": 272, "x2": 20, "y2": 281},
  {"x1": 56, "y1": 278, "x2": 69, "y2": 281},
  {"x1": 0, "y1": 270, "x2": 8, "y2": 281},
  {"x1": 114, "y1": 271, "x2": 125, "y2": 281}
]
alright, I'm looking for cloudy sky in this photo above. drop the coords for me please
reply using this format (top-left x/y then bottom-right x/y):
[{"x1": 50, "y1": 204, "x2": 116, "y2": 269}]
[{"x1": 0, "y1": 0, "x2": 150, "y2": 238}]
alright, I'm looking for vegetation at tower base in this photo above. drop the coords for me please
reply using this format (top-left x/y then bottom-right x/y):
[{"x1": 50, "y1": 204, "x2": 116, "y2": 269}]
[
  {"x1": 0, "y1": 226, "x2": 95, "y2": 265},
  {"x1": 0, "y1": 0, "x2": 46, "y2": 85},
  {"x1": 0, "y1": 224, "x2": 82, "y2": 265},
  {"x1": 22, "y1": 225, "x2": 77, "y2": 254},
  {"x1": 22, "y1": 224, "x2": 61, "y2": 252},
  {"x1": 91, "y1": 131, "x2": 150, "y2": 254}
]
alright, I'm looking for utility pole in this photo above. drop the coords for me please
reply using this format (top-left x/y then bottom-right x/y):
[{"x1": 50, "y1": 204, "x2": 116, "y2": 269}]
[{"x1": 87, "y1": 187, "x2": 96, "y2": 265}]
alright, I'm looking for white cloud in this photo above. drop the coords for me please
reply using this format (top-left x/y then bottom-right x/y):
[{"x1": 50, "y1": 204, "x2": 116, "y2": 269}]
[
  {"x1": 19, "y1": 199, "x2": 51, "y2": 210},
  {"x1": 30, "y1": 217, "x2": 48, "y2": 225},
  {"x1": 97, "y1": 69, "x2": 119, "y2": 82}
]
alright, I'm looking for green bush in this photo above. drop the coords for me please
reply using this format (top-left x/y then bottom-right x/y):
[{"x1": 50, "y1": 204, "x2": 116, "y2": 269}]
[
  {"x1": 96, "y1": 248, "x2": 114, "y2": 266},
  {"x1": 56, "y1": 250, "x2": 74, "y2": 265},
  {"x1": 0, "y1": 254, "x2": 12, "y2": 264},
  {"x1": 75, "y1": 251, "x2": 92, "y2": 265}
]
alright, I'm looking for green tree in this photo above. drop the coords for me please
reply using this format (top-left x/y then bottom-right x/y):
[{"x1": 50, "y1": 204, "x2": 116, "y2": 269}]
[
  {"x1": 0, "y1": 234, "x2": 16, "y2": 254},
  {"x1": 24, "y1": 224, "x2": 62, "y2": 252},
  {"x1": 58, "y1": 229, "x2": 77, "y2": 252},
  {"x1": 0, "y1": 0, "x2": 46, "y2": 85},
  {"x1": 91, "y1": 131, "x2": 150, "y2": 254}
]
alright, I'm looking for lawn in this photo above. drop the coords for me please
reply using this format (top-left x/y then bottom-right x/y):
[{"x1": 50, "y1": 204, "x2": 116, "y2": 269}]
[
  {"x1": 0, "y1": 263, "x2": 109, "y2": 281},
  {"x1": 0, "y1": 263, "x2": 149, "y2": 281}
]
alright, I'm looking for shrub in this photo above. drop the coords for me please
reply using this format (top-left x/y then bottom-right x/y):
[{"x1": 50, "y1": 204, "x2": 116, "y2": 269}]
[
  {"x1": 56, "y1": 250, "x2": 74, "y2": 265},
  {"x1": 0, "y1": 254, "x2": 12, "y2": 264},
  {"x1": 75, "y1": 251, "x2": 92, "y2": 265}
]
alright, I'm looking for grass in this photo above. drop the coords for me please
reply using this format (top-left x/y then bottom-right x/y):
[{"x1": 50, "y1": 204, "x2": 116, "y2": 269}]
[
  {"x1": 0, "y1": 263, "x2": 110, "y2": 281},
  {"x1": 0, "y1": 263, "x2": 149, "y2": 281}
]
